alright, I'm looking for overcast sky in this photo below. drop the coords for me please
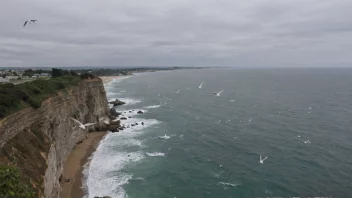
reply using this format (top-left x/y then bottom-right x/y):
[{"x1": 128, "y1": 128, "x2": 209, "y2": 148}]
[{"x1": 1, "y1": 0, "x2": 352, "y2": 67}]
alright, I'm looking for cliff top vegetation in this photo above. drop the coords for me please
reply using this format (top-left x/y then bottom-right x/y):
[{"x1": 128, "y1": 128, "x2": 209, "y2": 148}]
[{"x1": 0, "y1": 68, "x2": 96, "y2": 118}]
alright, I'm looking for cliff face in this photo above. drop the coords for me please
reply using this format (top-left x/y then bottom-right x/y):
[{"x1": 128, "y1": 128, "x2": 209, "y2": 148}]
[{"x1": 0, "y1": 78, "x2": 109, "y2": 198}]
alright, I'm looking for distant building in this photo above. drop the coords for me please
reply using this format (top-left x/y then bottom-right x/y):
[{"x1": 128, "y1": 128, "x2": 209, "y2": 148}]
[
  {"x1": 32, "y1": 74, "x2": 40, "y2": 78},
  {"x1": 0, "y1": 78, "x2": 10, "y2": 83},
  {"x1": 40, "y1": 73, "x2": 50, "y2": 77}
]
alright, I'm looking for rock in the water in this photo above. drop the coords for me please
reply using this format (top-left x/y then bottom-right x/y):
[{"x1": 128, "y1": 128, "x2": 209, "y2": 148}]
[
  {"x1": 108, "y1": 115, "x2": 117, "y2": 120},
  {"x1": 131, "y1": 124, "x2": 135, "y2": 127},
  {"x1": 135, "y1": 123, "x2": 139, "y2": 125},
  {"x1": 110, "y1": 120, "x2": 120, "y2": 125},
  {"x1": 129, "y1": 111, "x2": 132, "y2": 113},
  {"x1": 109, "y1": 107, "x2": 120, "y2": 117},
  {"x1": 108, "y1": 124, "x2": 119, "y2": 132},
  {"x1": 137, "y1": 110, "x2": 143, "y2": 114},
  {"x1": 142, "y1": 122, "x2": 144, "y2": 125},
  {"x1": 128, "y1": 116, "x2": 132, "y2": 118},
  {"x1": 120, "y1": 117, "x2": 127, "y2": 120},
  {"x1": 109, "y1": 99, "x2": 125, "y2": 106}
]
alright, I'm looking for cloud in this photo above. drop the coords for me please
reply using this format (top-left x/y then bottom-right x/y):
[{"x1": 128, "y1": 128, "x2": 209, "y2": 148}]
[{"x1": 1, "y1": 0, "x2": 352, "y2": 67}]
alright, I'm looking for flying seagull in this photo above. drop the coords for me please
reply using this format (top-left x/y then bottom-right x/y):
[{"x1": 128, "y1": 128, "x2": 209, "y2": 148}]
[
  {"x1": 259, "y1": 155, "x2": 268, "y2": 164},
  {"x1": 70, "y1": 117, "x2": 95, "y2": 129},
  {"x1": 197, "y1": 82, "x2": 204, "y2": 89},
  {"x1": 304, "y1": 140, "x2": 311, "y2": 144},
  {"x1": 23, "y1": 20, "x2": 37, "y2": 27},
  {"x1": 214, "y1": 90, "x2": 224, "y2": 96}
]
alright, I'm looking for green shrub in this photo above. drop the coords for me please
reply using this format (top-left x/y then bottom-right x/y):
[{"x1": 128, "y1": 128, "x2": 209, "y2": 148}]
[
  {"x1": 0, "y1": 75, "x2": 81, "y2": 117},
  {"x1": 0, "y1": 165, "x2": 36, "y2": 198},
  {"x1": 80, "y1": 73, "x2": 95, "y2": 79},
  {"x1": 28, "y1": 98, "x2": 41, "y2": 109},
  {"x1": 0, "y1": 83, "x2": 14, "y2": 89}
]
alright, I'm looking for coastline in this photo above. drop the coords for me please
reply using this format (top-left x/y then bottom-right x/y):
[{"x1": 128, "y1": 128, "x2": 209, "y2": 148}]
[
  {"x1": 99, "y1": 76, "x2": 121, "y2": 84},
  {"x1": 61, "y1": 77, "x2": 119, "y2": 198},
  {"x1": 60, "y1": 131, "x2": 107, "y2": 198}
]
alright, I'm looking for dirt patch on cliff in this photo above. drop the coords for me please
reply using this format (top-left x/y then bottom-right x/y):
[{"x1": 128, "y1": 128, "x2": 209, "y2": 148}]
[{"x1": 0, "y1": 122, "x2": 50, "y2": 196}]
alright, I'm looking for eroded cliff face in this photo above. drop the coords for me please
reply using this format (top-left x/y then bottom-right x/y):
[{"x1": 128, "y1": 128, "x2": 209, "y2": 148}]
[{"x1": 0, "y1": 78, "x2": 109, "y2": 198}]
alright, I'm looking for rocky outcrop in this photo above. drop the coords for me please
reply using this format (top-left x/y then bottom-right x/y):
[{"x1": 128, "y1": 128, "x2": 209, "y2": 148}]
[
  {"x1": 109, "y1": 99, "x2": 125, "y2": 106},
  {"x1": 109, "y1": 107, "x2": 120, "y2": 117},
  {"x1": 0, "y1": 78, "x2": 110, "y2": 198}
]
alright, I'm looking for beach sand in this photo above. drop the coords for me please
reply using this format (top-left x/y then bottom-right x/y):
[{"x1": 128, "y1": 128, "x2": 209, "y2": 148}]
[
  {"x1": 99, "y1": 76, "x2": 120, "y2": 84},
  {"x1": 60, "y1": 131, "x2": 107, "y2": 198}
]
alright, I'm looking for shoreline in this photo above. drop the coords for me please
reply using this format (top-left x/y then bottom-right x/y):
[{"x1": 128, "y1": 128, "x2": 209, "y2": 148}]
[
  {"x1": 60, "y1": 131, "x2": 107, "y2": 198},
  {"x1": 99, "y1": 76, "x2": 121, "y2": 84}
]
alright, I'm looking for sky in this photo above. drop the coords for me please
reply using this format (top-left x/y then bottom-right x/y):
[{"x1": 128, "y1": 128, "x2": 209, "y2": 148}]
[{"x1": 1, "y1": 0, "x2": 352, "y2": 68}]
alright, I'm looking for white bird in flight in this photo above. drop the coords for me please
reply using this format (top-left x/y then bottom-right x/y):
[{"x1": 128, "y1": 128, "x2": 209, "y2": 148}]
[
  {"x1": 23, "y1": 20, "x2": 37, "y2": 27},
  {"x1": 230, "y1": 99, "x2": 235, "y2": 102},
  {"x1": 197, "y1": 82, "x2": 204, "y2": 89},
  {"x1": 214, "y1": 90, "x2": 224, "y2": 96},
  {"x1": 70, "y1": 118, "x2": 95, "y2": 129},
  {"x1": 259, "y1": 155, "x2": 268, "y2": 164},
  {"x1": 304, "y1": 140, "x2": 311, "y2": 144}
]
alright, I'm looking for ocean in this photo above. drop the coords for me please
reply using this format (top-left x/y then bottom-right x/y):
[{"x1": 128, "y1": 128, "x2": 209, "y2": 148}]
[{"x1": 84, "y1": 68, "x2": 352, "y2": 198}]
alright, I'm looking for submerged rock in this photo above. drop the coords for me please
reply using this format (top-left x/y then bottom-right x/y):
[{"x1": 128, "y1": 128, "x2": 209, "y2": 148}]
[
  {"x1": 137, "y1": 110, "x2": 143, "y2": 114},
  {"x1": 120, "y1": 117, "x2": 127, "y2": 120}
]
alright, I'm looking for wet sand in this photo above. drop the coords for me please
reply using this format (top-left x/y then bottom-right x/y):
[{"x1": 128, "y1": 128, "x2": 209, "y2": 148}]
[{"x1": 61, "y1": 132, "x2": 107, "y2": 198}]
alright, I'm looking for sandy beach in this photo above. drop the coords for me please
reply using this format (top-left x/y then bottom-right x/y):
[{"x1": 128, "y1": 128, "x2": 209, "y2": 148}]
[
  {"x1": 99, "y1": 76, "x2": 121, "y2": 84},
  {"x1": 60, "y1": 131, "x2": 107, "y2": 198}
]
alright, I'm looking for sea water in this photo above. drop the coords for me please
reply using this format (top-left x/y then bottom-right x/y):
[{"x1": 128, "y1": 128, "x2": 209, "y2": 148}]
[{"x1": 84, "y1": 68, "x2": 352, "y2": 198}]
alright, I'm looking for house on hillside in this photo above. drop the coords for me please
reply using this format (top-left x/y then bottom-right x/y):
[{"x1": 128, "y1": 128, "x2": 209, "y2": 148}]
[
  {"x1": 0, "y1": 78, "x2": 10, "y2": 83},
  {"x1": 32, "y1": 74, "x2": 40, "y2": 78}
]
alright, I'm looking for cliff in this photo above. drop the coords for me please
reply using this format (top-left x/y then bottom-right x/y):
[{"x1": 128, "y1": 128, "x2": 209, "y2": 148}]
[{"x1": 0, "y1": 78, "x2": 110, "y2": 198}]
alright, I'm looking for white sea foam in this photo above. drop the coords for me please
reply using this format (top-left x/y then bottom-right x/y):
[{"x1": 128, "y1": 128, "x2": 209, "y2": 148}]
[
  {"x1": 218, "y1": 182, "x2": 239, "y2": 187},
  {"x1": 84, "y1": 110, "x2": 161, "y2": 198},
  {"x1": 144, "y1": 105, "x2": 161, "y2": 109},
  {"x1": 158, "y1": 134, "x2": 170, "y2": 139},
  {"x1": 146, "y1": 152, "x2": 165, "y2": 157},
  {"x1": 84, "y1": 136, "x2": 145, "y2": 198},
  {"x1": 118, "y1": 98, "x2": 142, "y2": 105},
  {"x1": 130, "y1": 177, "x2": 145, "y2": 181}
]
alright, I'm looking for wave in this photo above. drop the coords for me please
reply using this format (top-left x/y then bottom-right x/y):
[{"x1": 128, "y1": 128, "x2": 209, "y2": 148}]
[
  {"x1": 144, "y1": 105, "x2": 161, "y2": 109},
  {"x1": 84, "y1": 114, "x2": 161, "y2": 198},
  {"x1": 117, "y1": 98, "x2": 142, "y2": 105},
  {"x1": 218, "y1": 182, "x2": 239, "y2": 187},
  {"x1": 157, "y1": 134, "x2": 170, "y2": 139},
  {"x1": 130, "y1": 177, "x2": 145, "y2": 181},
  {"x1": 146, "y1": 152, "x2": 166, "y2": 157}
]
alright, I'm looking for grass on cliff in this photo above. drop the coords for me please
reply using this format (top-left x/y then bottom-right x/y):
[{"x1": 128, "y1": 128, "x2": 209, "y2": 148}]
[
  {"x1": 0, "y1": 76, "x2": 81, "y2": 118},
  {"x1": 0, "y1": 164, "x2": 36, "y2": 198}
]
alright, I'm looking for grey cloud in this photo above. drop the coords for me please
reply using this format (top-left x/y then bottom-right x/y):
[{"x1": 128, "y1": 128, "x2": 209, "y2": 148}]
[{"x1": 0, "y1": 0, "x2": 352, "y2": 67}]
